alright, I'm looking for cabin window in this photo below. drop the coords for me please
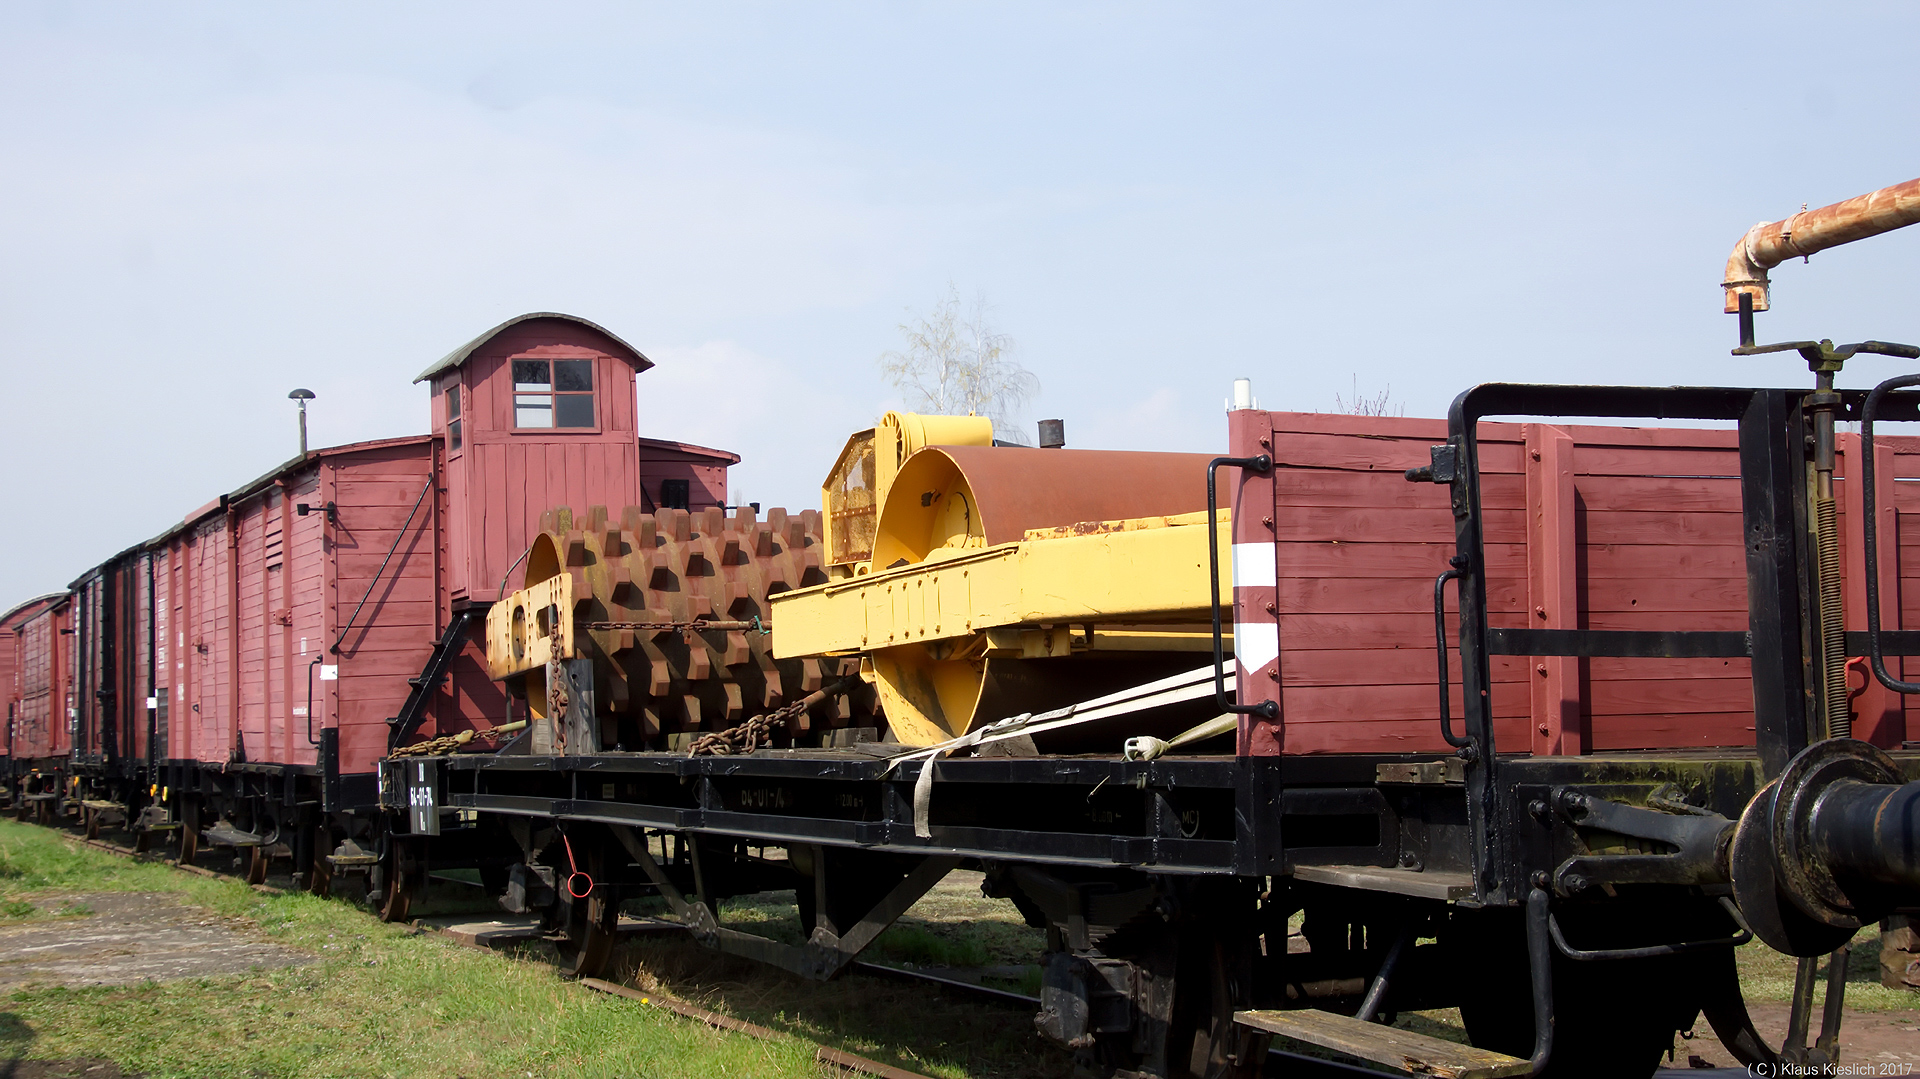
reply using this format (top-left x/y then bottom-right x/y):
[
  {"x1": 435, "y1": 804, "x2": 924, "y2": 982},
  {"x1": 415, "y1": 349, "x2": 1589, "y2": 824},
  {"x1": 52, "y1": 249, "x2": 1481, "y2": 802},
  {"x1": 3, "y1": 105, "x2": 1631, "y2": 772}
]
[
  {"x1": 660, "y1": 478, "x2": 691, "y2": 510},
  {"x1": 513, "y1": 358, "x2": 595, "y2": 428},
  {"x1": 446, "y1": 385, "x2": 462, "y2": 450}
]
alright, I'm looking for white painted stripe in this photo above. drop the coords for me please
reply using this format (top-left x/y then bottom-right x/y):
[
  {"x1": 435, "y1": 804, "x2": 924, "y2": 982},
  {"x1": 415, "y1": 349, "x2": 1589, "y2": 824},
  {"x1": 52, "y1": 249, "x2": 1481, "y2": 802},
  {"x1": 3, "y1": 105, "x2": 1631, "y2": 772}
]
[
  {"x1": 1233, "y1": 621, "x2": 1280, "y2": 680},
  {"x1": 1231, "y1": 542, "x2": 1276, "y2": 589}
]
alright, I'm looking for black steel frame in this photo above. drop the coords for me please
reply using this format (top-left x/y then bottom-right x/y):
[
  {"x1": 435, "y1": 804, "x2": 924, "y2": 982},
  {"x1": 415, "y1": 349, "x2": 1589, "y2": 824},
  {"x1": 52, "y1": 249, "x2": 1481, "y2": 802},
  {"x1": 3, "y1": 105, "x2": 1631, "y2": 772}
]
[{"x1": 1440, "y1": 383, "x2": 1920, "y2": 904}]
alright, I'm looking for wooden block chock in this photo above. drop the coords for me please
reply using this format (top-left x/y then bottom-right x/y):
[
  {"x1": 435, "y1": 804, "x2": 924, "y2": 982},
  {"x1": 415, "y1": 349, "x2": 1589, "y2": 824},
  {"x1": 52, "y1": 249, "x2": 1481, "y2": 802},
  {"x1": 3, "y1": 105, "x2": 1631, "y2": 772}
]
[
  {"x1": 1884, "y1": 915, "x2": 1920, "y2": 989},
  {"x1": 1232, "y1": 1008, "x2": 1531, "y2": 1079}
]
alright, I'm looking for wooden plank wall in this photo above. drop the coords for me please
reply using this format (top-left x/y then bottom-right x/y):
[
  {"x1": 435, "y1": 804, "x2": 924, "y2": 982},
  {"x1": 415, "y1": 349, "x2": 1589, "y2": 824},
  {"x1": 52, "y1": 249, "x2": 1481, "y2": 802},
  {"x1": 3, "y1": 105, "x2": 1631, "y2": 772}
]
[
  {"x1": 324, "y1": 443, "x2": 437, "y2": 775},
  {"x1": 12, "y1": 605, "x2": 65, "y2": 759},
  {"x1": 1558, "y1": 423, "x2": 1751, "y2": 751},
  {"x1": 227, "y1": 474, "x2": 327, "y2": 767},
  {"x1": 1254, "y1": 412, "x2": 1917, "y2": 756},
  {"x1": 1881, "y1": 436, "x2": 1920, "y2": 747},
  {"x1": 175, "y1": 516, "x2": 234, "y2": 764},
  {"x1": 0, "y1": 617, "x2": 16, "y2": 755}
]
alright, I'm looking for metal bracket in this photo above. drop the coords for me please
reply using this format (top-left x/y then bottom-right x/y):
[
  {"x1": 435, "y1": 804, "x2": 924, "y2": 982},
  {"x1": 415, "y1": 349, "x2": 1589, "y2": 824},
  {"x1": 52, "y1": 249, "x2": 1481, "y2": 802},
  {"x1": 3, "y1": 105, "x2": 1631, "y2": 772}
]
[
  {"x1": 1402, "y1": 443, "x2": 1458, "y2": 484},
  {"x1": 1549, "y1": 790, "x2": 1733, "y2": 894}
]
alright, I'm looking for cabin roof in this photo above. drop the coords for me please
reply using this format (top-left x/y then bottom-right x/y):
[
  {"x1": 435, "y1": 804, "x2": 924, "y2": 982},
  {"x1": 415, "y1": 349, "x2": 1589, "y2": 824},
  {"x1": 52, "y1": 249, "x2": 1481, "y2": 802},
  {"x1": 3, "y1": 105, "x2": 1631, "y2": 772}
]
[{"x1": 414, "y1": 312, "x2": 653, "y2": 384}]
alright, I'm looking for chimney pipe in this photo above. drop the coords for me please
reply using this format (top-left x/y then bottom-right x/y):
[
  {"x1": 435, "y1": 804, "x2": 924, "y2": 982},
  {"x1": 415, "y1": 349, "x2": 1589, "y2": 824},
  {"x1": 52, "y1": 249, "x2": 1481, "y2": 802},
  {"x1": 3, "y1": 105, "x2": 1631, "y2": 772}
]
[
  {"x1": 1724, "y1": 177, "x2": 1920, "y2": 315},
  {"x1": 1037, "y1": 419, "x2": 1065, "y2": 449}
]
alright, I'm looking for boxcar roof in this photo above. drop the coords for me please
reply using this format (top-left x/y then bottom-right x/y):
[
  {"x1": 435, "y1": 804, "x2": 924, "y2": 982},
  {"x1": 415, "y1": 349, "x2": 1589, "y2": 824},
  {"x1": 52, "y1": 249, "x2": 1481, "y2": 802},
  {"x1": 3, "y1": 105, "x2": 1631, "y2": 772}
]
[
  {"x1": 413, "y1": 311, "x2": 653, "y2": 384},
  {"x1": 635, "y1": 435, "x2": 742, "y2": 464},
  {"x1": 0, "y1": 593, "x2": 65, "y2": 627},
  {"x1": 161, "y1": 434, "x2": 435, "y2": 542}
]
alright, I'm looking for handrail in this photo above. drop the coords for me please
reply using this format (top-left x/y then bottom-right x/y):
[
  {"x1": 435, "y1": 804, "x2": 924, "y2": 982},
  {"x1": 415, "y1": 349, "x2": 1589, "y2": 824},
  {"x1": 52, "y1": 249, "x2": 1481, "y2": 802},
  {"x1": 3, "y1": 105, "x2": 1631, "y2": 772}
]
[
  {"x1": 1432, "y1": 567, "x2": 1470, "y2": 749},
  {"x1": 1858, "y1": 375, "x2": 1920, "y2": 692},
  {"x1": 1206, "y1": 454, "x2": 1276, "y2": 720}
]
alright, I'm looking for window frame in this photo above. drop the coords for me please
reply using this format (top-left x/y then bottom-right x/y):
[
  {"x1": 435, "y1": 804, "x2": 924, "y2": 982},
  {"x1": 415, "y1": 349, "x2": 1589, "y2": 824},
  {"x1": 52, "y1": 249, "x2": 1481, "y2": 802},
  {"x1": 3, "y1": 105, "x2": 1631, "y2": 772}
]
[
  {"x1": 445, "y1": 383, "x2": 463, "y2": 453},
  {"x1": 509, "y1": 355, "x2": 601, "y2": 433}
]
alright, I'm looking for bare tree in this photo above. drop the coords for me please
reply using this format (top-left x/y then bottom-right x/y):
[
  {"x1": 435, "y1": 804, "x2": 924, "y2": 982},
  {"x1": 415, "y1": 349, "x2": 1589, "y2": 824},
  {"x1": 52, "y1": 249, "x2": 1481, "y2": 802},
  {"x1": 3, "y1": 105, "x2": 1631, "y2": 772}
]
[
  {"x1": 1335, "y1": 375, "x2": 1404, "y2": 417},
  {"x1": 880, "y1": 284, "x2": 1039, "y2": 440}
]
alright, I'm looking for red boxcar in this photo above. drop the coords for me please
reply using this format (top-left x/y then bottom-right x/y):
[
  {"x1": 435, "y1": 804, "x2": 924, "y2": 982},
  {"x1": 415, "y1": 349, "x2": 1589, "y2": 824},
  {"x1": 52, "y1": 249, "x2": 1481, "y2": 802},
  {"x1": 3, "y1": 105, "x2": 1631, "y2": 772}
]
[
  {"x1": 2, "y1": 594, "x2": 65, "y2": 771},
  {"x1": 1226, "y1": 409, "x2": 1916, "y2": 757},
  {"x1": 8, "y1": 599, "x2": 71, "y2": 768},
  {"x1": 46, "y1": 312, "x2": 737, "y2": 830}
]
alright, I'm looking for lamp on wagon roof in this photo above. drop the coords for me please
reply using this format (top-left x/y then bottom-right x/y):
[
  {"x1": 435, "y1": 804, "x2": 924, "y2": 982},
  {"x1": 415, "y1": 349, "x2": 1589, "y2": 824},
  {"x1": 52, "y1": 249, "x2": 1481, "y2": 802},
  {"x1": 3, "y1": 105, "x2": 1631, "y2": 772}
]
[{"x1": 288, "y1": 388, "x2": 315, "y2": 457}]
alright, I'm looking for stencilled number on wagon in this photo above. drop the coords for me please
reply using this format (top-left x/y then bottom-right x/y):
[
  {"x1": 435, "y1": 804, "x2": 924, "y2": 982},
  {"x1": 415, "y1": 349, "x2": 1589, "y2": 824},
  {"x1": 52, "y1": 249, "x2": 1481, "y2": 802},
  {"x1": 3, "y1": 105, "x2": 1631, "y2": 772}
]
[{"x1": 737, "y1": 786, "x2": 793, "y2": 811}]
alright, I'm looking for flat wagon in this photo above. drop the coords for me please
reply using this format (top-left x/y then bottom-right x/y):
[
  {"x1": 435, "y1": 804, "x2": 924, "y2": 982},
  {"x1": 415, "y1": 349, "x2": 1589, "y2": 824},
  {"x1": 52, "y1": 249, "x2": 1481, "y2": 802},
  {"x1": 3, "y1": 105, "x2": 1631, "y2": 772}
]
[{"x1": 7, "y1": 181, "x2": 1920, "y2": 1079}]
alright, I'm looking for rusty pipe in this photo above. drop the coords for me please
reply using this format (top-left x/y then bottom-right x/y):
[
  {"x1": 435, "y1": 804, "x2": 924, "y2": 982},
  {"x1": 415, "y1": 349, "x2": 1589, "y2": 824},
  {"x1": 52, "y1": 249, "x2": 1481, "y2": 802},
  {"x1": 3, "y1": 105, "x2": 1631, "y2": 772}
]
[{"x1": 1724, "y1": 177, "x2": 1920, "y2": 313}]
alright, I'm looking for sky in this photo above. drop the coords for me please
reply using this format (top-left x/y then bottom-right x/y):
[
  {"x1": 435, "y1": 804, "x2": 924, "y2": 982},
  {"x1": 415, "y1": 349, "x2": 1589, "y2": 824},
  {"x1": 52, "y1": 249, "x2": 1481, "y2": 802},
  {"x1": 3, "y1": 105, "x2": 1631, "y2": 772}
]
[{"x1": 3, "y1": 2, "x2": 1919, "y2": 603}]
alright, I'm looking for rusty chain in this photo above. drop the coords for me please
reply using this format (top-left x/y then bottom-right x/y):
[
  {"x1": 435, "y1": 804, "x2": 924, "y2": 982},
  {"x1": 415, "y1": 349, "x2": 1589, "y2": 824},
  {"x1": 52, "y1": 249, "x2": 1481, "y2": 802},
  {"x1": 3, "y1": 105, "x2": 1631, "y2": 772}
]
[
  {"x1": 547, "y1": 653, "x2": 572, "y2": 754},
  {"x1": 686, "y1": 678, "x2": 857, "y2": 757},
  {"x1": 585, "y1": 616, "x2": 770, "y2": 634},
  {"x1": 390, "y1": 720, "x2": 528, "y2": 758}
]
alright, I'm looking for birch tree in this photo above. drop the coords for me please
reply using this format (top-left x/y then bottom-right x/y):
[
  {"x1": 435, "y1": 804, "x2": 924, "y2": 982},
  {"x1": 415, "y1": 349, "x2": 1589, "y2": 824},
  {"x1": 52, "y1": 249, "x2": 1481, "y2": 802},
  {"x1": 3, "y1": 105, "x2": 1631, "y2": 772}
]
[{"x1": 880, "y1": 285, "x2": 1039, "y2": 440}]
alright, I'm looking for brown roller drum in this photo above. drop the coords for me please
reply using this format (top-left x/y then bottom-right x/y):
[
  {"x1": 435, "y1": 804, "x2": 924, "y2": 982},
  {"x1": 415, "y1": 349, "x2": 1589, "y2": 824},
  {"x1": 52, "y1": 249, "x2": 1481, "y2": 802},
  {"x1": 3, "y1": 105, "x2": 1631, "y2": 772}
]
[
  {"x1": 867, "y1": 446, "x2": 1220, "y2": 746},
  {"x1": 872, "y1": 446, "x2": 1215, "y2": 567}
]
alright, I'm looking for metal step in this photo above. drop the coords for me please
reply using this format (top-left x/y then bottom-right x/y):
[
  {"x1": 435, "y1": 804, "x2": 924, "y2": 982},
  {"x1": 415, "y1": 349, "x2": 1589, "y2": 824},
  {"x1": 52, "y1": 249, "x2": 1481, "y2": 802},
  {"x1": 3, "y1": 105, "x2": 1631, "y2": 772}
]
[
  {"x1": 326, "y1": 837, "x2": 378, "y2": 870},
  {"x1": 1233, "y1": 1009, "x2": 1530, "y2": 1079},
  {"x1": 1290, "y1": 865, "x2": 1473, "y2": 901},
  {"x1": 203, "y1": 822, "x2": 267, "y2": 848}
]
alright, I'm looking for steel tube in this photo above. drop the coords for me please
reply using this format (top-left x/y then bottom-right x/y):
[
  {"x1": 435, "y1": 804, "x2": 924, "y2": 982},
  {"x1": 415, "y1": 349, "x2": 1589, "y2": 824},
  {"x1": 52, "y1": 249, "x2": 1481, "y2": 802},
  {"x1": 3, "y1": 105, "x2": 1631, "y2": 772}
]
[
  {"x1": 1810, "y1": 777, "x2": 1920, "y2": 891},
  {"x1": 1724, "y1": 177, "x2": 1920, "y2": 313}
]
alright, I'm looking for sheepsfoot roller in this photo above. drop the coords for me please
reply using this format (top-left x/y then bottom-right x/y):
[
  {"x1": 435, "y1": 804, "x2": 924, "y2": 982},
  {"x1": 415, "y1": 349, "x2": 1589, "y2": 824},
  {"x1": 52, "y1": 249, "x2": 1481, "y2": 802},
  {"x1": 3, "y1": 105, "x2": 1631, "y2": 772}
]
[{"x1": 485, "y1": 502, "x2": 867, "y2": 751}]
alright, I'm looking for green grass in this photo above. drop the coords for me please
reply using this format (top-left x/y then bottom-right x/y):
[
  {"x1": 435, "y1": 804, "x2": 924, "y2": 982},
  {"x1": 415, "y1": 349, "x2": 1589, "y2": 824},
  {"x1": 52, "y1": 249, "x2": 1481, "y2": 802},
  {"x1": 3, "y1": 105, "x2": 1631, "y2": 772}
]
[
  {"x1": 1733, "y1": 922, "x2": 1912, "y2": 1013},
  {"x1": 0, "y1": 819, "x2": 822, "y2": 1079}
]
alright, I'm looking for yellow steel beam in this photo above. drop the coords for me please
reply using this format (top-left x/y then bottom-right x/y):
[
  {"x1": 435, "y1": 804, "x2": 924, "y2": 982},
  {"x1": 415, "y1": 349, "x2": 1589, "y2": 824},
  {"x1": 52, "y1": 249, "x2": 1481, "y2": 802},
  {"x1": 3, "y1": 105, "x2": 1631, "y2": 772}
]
[
  {"x1": 484, "y1": 572, "x2": 576, "y2": 679},
  {"x1": 770, "y1": 510, "x2": 1229, "y2": 658}
]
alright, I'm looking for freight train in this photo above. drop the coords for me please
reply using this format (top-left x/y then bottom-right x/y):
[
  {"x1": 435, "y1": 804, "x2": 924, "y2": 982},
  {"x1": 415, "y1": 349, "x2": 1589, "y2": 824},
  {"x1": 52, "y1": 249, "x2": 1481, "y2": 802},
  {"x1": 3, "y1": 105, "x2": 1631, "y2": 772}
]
[{"x1": 7, "y1": 181, "x2": 1920, "y2": 1079}]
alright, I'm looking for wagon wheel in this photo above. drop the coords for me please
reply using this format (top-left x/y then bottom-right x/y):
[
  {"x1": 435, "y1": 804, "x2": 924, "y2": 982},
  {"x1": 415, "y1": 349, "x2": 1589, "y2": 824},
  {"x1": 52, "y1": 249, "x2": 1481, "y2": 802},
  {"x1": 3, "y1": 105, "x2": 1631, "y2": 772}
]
[
  {"x1": 308, "y1": 824, "x2": 334, "y2": 898},
  {"x1": 376, "y1": 838, "x2": 427, "y2": 923},
  {"x1": 553, "y1": 843, "x2": 618, "y2": 980},
  {"x1": 245, "y1": 844, "x2": 270, "y2": 886},
  {"x1": 177, "y1": 801, "x2": 200, "y2": 864},
  {"x1": 1168, "y1": 920, "x2": 1256, "y2": 1079}
]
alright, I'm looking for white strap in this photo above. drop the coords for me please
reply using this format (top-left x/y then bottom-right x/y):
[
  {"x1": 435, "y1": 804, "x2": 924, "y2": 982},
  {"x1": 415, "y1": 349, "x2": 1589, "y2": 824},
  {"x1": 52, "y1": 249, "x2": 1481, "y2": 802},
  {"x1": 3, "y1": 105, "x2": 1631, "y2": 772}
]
[{"x1": 897, "y1": 661, "x2": 1227, "y2": 838}]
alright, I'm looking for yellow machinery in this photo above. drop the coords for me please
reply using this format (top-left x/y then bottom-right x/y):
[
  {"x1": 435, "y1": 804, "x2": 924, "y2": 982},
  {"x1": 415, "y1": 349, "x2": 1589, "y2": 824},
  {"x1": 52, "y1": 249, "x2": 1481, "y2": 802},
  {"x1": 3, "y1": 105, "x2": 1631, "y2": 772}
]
[
  {"x1": 484, "y1": 413, "x2": 1233, "y2": 751},
  {"x1": 776, "y1": 413, "x2": 1232, "y2": 746}
]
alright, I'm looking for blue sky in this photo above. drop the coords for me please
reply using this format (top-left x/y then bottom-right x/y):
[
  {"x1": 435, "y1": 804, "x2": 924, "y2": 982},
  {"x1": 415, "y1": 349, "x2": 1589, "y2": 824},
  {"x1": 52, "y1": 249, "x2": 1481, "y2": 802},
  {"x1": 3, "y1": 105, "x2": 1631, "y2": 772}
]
[{"x1": 3, "y1": 2, "x2": 1919, "y2": 601}]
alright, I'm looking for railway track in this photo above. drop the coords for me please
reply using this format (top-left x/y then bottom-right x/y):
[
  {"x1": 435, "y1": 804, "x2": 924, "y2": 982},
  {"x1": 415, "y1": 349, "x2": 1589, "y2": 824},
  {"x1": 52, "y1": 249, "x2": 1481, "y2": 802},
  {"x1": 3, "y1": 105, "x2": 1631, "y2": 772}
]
[{"x1": 43, "y1": 815, "x2": 1384, "y2": 1079}]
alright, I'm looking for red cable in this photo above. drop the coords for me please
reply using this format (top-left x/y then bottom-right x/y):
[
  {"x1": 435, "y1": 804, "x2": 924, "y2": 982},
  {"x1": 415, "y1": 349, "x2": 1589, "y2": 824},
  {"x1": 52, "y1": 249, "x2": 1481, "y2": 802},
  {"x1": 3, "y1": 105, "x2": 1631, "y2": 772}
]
[{"x1": 560, "y1": 832, "x2": 594, "y2": 899}]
